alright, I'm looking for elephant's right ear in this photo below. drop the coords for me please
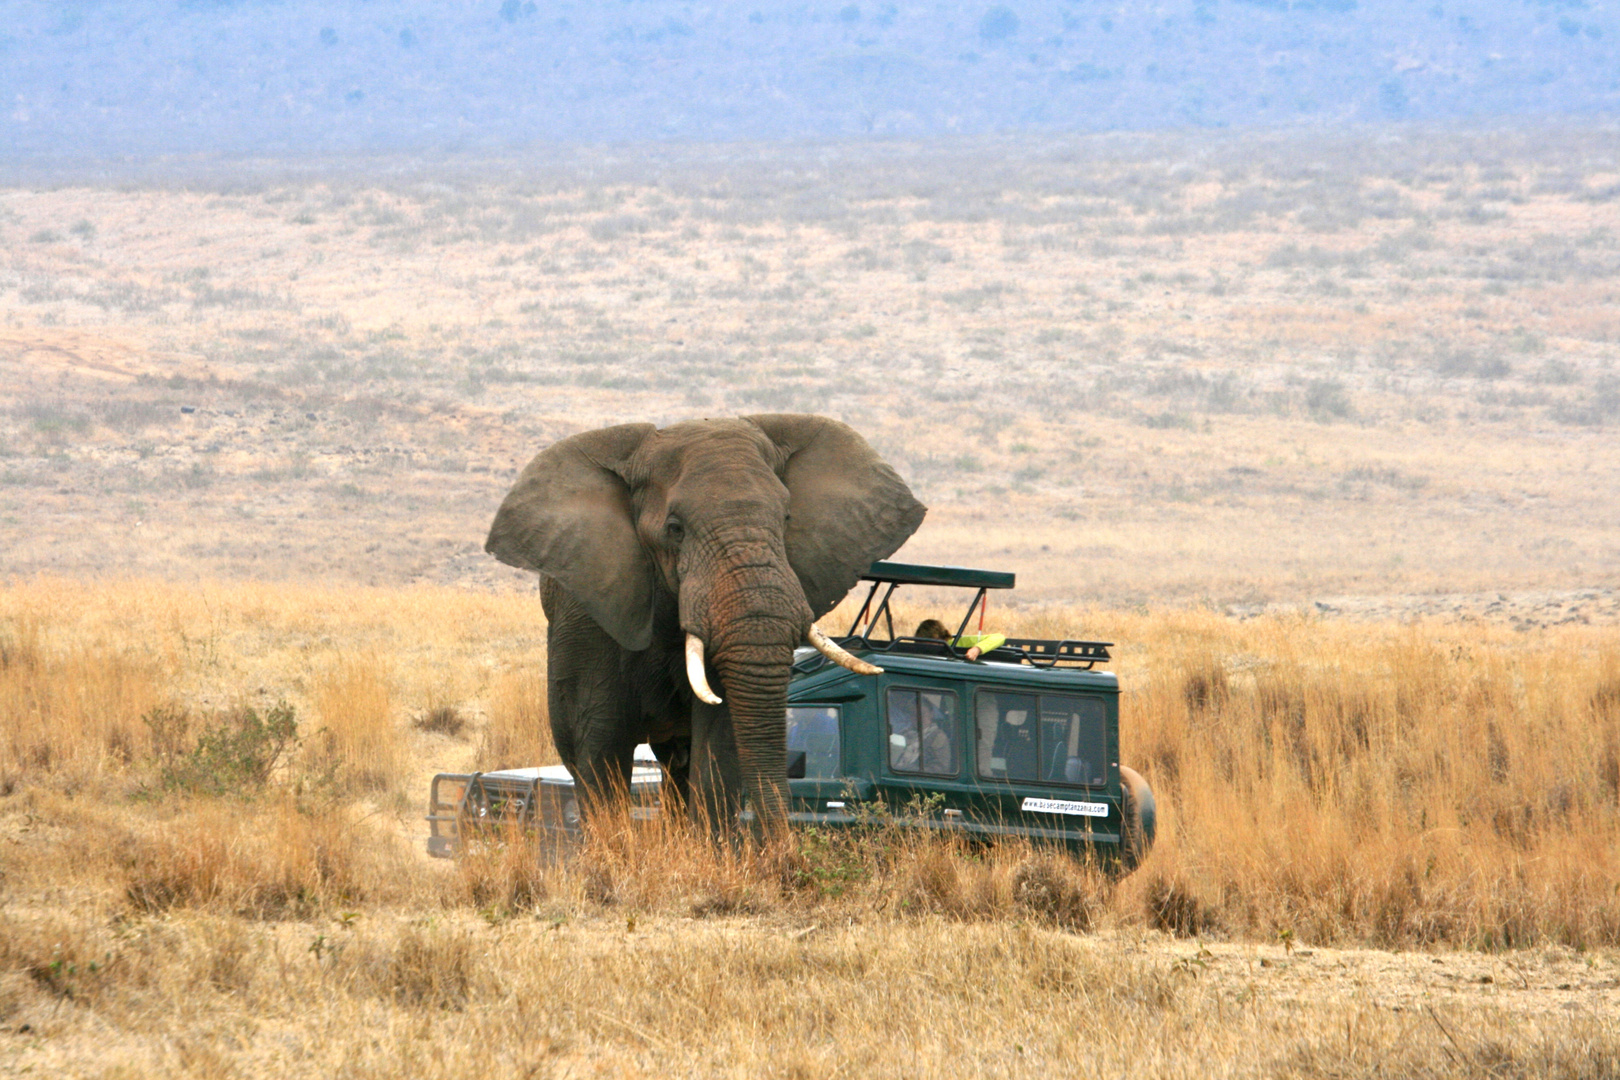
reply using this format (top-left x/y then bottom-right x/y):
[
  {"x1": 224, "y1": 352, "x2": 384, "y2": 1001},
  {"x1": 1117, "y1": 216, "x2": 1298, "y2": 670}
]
[{"x1": 485, "y1": 423, "x2": 658, "y2": 651}]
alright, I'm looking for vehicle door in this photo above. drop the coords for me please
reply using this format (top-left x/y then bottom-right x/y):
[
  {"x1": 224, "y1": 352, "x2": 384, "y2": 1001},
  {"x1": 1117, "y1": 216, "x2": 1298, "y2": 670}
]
[{"x1": 876, "y1": 677, "x2": 975, "y2": 829}]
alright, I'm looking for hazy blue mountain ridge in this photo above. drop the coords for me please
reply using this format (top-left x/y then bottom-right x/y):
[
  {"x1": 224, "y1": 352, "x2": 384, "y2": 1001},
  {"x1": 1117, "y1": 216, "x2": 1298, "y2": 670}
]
[{"x1": 3, "y1": 1, "x2": 1617, "y2": 158}]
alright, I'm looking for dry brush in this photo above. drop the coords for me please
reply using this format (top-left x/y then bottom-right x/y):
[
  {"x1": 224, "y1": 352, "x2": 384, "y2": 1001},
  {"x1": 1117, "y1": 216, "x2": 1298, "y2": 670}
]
[{"x1": 2, "y1": 578, "x2": 1619, "y2": 1076}]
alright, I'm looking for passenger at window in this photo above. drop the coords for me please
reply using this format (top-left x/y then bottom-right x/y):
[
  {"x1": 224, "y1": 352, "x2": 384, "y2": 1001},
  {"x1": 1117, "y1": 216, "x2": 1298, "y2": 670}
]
[
  {"x1": 890, "y1": 689, "x2": 955, "y2": 774},
  {"x1": 895, "y1": 705, "x2": 951, "y2": 772},
  {"x1": 917, "y1": 695, "x2": 954, "y2": 773}
]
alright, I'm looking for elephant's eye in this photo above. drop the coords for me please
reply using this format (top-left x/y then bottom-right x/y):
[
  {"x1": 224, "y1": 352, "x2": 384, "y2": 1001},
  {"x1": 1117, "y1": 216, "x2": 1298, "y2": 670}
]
[{"x1": 664, "y1": 519, "x2": 685, "y2": 544}]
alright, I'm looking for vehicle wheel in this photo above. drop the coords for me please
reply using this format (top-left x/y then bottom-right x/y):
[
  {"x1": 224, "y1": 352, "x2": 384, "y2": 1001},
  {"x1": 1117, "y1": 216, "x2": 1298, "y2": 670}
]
[{"x1": 1118, "y1": 766, "x2": 1156, "y2": 872}]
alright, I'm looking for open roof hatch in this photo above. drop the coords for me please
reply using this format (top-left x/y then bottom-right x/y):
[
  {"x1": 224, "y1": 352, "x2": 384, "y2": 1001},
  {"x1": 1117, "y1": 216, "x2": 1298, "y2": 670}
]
[{"x1": 836, "y1": 561, "x2": 1111, "y2": 669}]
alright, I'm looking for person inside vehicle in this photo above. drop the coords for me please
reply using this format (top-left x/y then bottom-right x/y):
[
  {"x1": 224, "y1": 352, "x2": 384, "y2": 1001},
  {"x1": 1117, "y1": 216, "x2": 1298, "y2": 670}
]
[
  {"x1": 917, "y1": 693, "x2": 955, "y2": 772},
  {"x1": 891, "y1": 689, "x2": 956, "y2": 773},
  {"x1": 913, "y1": 618, "x2": 1005, "y2": 661}
]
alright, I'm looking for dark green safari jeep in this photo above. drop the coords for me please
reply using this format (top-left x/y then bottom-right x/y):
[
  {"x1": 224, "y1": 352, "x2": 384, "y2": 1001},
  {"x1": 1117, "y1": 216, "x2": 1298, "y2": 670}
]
[
  {"x1": 781, "y1": 560, "x2": 1154, "y2": 868},
  {"x1": 429, "y1": 561, "x2": 1156, "y2": 869}
]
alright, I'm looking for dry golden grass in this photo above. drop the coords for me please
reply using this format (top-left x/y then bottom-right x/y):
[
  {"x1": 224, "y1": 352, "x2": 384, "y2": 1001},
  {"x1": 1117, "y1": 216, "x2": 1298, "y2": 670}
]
[
  {"x1": 0, "y1": 611, "x2": 161, "y2": 790},
  {"x1": 309, "y1": 652, "x2": 399, "y2": 792},
  {"x1": 3, "y1": 578, "x2": 1619, "y2": 1076},
  {"x1": 478, "y1": 663, "x2": 553, "y2": 771},
  {"x1": 123, "y1": 795, "x2": 408, "y2": 918},
  {"x1": 872, "y1": 596, "x2": 1620, "y2": 949}
]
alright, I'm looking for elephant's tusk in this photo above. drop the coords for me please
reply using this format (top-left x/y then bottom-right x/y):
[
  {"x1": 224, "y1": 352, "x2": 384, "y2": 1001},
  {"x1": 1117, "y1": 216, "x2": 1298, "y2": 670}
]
[
  {"x1": 685, "y1": 633, "x2": 723, "y2": 705},
  {"x1": 807, "y1": 625, "x2": 883, "y2": 676}
]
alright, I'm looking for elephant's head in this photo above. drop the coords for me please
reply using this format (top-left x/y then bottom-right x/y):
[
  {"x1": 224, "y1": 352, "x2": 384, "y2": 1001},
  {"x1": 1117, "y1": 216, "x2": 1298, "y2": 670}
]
[{"x1": 484, "y1": 414, "x2": 925, "y2": 825}]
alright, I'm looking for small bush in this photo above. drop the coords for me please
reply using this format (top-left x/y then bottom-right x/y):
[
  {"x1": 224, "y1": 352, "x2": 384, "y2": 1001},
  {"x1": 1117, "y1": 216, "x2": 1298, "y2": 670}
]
[
  {"x1": 384, "y1": 924, "x2": 477, "y2": 1009},
  {"x1": 150, "y1": 702, "x2": 298, "y2": 797},
  {"x1": 1139, "y1": 411, "x2": 1196, "y2": 430},
  {"x1": 23, "y1": 404, "x2": 90, "y2": 437},
  {"x1": 587, "y1": 214, "x2": 651, "y2": 241},
  {"x1": 953, "y1": 453, "x2": 983, "y2": 472},
  {"x1": 1532, "y1": 358, "x2": 1580, "y2": 385},
  {"x1": 1432, "y1": 349, "x2": 1512, "y2": 380},
  {"x1": 1305, "y1": 378, "x2": 1353, "y2": 419},
  {"x1": 414, "y1": 704, "x2": 465, "y2": 737},
  {"x1": 793, "y1": 829, "x2": 874, "y2": 899},
  {"x1": 1552, "y1": 375, "x2": 1620, "y2": 426},
  {"x1": 1011, "y1": 856, "x2": 1098, "y2": 930}
]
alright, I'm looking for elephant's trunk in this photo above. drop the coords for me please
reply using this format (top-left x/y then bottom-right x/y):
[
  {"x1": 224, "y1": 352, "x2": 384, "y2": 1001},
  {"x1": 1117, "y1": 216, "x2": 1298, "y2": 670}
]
[
  {"x1": 710, "y1": 641, "x2": 795, "y2": 829},
  {"x1": 683, "y1": 526, "x2": 812, "y2": 833}
]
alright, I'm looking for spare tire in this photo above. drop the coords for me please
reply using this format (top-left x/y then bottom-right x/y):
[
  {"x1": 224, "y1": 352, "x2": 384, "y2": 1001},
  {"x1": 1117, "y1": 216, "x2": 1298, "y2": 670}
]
[{"x1": 1118, "y1": 766, "x2": 1157, "y2": 872}]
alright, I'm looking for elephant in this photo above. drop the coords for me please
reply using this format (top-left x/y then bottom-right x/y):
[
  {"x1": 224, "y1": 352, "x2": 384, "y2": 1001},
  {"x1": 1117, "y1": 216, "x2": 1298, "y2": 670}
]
[{"x1": 484, "y1": 414, "x2": 926, "y2": 833}]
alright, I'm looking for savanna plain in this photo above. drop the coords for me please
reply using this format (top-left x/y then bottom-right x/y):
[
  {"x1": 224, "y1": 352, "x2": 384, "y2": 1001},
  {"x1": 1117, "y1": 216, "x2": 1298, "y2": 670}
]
[{"x1": 3, "y1": 126, "x2": 1620, "y2": 1077}]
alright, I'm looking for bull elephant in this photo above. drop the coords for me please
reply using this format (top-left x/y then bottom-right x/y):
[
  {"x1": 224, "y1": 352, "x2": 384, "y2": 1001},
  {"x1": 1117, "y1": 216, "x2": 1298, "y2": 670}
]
[{"x1": 484, "y1": 414, "x2": 925, "y2": 832}]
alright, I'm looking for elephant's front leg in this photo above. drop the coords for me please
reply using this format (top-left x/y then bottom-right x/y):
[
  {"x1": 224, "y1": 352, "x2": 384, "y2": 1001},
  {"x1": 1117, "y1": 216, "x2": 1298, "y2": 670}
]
[
  {"x1": 689, "y1": 698, "x2": 743, "y2": 835},
  {"x1": 648, "y1": 733, "x2": 691, "y2": 812},
  {"x1": 545, "y1": 587, "x2": 639, "y2": 816},
  {"x1": 555, "y1": 664, "x2": 638, "y2": 815}
]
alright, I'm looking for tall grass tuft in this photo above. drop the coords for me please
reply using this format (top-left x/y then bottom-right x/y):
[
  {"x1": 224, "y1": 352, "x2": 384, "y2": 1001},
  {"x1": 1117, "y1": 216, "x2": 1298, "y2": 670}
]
[
  {"x1": 0, "y1": 612, "x2": 164, "y2": 789},
  {"x1": 308, "y1": 653, "x2": 399, "y2": 792},
  {"x1": 478, "y1": 664, "x2": 554, "y2": 769},
  {"x1": 1123, "y1": 614, "x2": 1620, "y2": 948}
]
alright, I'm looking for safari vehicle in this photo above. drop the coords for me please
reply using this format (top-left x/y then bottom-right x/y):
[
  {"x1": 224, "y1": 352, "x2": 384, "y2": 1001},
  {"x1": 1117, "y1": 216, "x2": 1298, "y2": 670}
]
[
  {"x1": 427, "y1": 561, "x2": 1156, "y2": 868},
  {"x1": 426, "y1": 745, "x2": 664, "y2": 859}
]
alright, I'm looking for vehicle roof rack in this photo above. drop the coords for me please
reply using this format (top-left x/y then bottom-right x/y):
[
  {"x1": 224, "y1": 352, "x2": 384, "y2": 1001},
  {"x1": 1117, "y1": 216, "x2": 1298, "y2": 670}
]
[
  {"x1": 860, "y1": 561, "x2": 1016, "y2": 590},
  {"x1": 832, "y1": 560, "x2": 1110, "y2": 670}
]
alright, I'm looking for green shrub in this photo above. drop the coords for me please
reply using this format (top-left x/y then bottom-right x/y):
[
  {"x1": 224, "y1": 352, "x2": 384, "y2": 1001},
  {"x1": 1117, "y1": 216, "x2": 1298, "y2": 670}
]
[{"x1": 148, "y1": 702, "x2": 299, "y2": 796}]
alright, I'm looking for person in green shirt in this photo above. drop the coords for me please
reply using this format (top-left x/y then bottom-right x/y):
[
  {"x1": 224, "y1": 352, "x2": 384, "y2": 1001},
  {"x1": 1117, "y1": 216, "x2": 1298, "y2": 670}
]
[{"x1": 913, "y1": 619, "x2": 1005, "y2": 661}]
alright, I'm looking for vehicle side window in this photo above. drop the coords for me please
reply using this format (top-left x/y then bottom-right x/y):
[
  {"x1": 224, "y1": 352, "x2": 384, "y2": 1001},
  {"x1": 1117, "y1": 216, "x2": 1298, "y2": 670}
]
[
  {"x1": 887, "y1": 688, "x2": 959, "y2": 776},
  {"x1": 786, "y1": 706, "x2": 841, "y2": 778},
  {"x1": 1039, "y1": 695, "x2": 1108, "y2": 787},
  {"x1": 978, "y1": 691, "x2": 1109, "y2": 787},
  {"x1": 977, "y1": 690, "x2": 1040, "y2": 781}
]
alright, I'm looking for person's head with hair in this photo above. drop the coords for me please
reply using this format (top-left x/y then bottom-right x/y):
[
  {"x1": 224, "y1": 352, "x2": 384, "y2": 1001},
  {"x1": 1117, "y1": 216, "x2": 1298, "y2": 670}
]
[{"x1": 914, "y1": 618, "x2": 951, "y2": 640}]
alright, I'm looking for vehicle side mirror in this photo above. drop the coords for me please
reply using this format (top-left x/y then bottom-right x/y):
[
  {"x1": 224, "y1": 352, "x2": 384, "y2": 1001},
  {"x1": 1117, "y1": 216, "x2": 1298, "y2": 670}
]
[{"x1": 787, "y1": 750, "x2": 807, "y2": 779}]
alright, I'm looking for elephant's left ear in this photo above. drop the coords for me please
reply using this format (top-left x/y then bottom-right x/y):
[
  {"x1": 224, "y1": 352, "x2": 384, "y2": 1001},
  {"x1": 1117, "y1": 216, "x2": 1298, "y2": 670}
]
[{"x1": 746, "y1": 414, "x2": 927, "y2": 620}]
